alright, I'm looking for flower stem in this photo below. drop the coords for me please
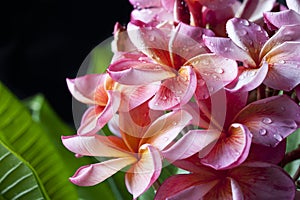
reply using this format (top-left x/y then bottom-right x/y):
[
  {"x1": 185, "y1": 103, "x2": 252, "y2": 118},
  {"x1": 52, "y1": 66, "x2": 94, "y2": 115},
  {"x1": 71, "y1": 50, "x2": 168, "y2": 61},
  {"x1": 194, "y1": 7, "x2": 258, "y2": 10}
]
[
  {"x1": 152, "y1": 180, "x2": 161, "y2": 193},
  {"x1": 280, "y1": 144, "x2": 300, "y2": 167}
]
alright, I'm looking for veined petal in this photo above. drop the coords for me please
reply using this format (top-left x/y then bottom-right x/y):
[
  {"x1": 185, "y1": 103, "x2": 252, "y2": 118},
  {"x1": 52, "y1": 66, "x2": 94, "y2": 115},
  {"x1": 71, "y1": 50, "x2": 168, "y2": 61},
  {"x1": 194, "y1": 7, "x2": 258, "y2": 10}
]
[
  {"x1": 117, "y1": 81, "x2": 159, "y2": 112},
  {"x1": 108, "y1": 58, "x2": 175, "y2": 85},
  {"x1": 78, "y1": 90, "x2": 121, "y2": 135},
  {"x1": 127, "y1": 23, "x2": 174, "y2": 67},
  {"x1": 260, "y1": 24, "x2": 300, "y2": 59},
  {"x1": 189, "y1": 53, "x2": 238, "y2": 94},
  {"x1": 149, "y1": 66, "x2": 197, "y2": 110},
  {"x1": 154, "y1": 174, "x2": 219, "y2": 200},
  {"x1": 203, "y1": 178, "x2": 235, "y2": 199},
  {"x1": 66, "y1": 73, "x2": 107, "y2": 105},
  {"x1": 163, "y1": 129, "x2": 219, "y2": 162},
  {"x1": 234, "y1": 95, "x2": 300, "y2": 147},
  {"x1": 264, "y1": 61, "x2": 300, "y2": 91},
  {"x1": 169, "y1": 22, "x2": 213, "y2": 65},
  {"x1": 129, "y1": 0, "x2": 161, "y2": 8},
  {"x1": 230, "y1": 162, "x2": 296, "y2": 199},
  {"x1": 226, "y1": 63, "x2": 268, "y2": 92},
  {"x1": 61, "y1": 134, "x2": 132, "y2": 157},
  {"x1": 70, "y1": 157, "x2": 137, "y2": 186},
  {"x1": 263, "y1": 10, "x2": 300, "y2": 30},
  {"x1": 226, "y1": 18, "x2": 269, "y2": 64},
  {"x1": 203, "y1": 36, "x2": 256, "y2": 67},
  {"x1": 200, "y1": 123, "x2": 252, "y2": 170},
  {"x1": 141, "y1": 110, "x2": 192, "y2": 151},
  {"x1": 125, "y1": 144, "x2": 162, "y2": 199},
  {"x1": 246, "y1": 140, "x2": 286, "y2": 164}
]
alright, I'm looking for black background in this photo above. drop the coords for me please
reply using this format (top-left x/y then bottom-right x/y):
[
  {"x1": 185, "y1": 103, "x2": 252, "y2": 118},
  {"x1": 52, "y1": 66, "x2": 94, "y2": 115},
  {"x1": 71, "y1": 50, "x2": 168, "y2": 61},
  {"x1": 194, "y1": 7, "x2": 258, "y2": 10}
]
[{"x1": 0, "y1": 1, "x2": 133, "y2": 124}]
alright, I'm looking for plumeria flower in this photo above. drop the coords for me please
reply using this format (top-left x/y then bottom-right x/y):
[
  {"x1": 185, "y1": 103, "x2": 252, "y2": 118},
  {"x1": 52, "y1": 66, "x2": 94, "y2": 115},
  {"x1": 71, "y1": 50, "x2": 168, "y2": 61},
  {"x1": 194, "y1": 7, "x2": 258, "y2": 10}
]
[
  {"x1": 62, "y1": 109, "x2": 218, "y2": 199},
  {"x1": 67, "y1": 73, "x2": 159, "y2": 135},
  {"x1": 108, "y1": 22, "x2": 238, "y2": 110},
  {"x1": 154, "y1": 154, "x2": 296, "y2": 200},
  {"x1": 193, "y1": 93, "x2": 300, "y2": 170},
  {"x1": 204, "y1": 18, "x2": 300, "y2": 92},
  {"x1": 264, "y1": 0, "x2": 300, "y2": 30}
]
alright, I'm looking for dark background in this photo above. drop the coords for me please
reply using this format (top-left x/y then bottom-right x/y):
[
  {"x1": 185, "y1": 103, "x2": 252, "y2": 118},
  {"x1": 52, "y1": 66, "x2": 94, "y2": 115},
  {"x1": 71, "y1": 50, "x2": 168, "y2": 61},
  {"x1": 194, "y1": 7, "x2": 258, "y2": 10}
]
[{"x1": 0, "y1": 1, "x2": 133, "y2": 124}]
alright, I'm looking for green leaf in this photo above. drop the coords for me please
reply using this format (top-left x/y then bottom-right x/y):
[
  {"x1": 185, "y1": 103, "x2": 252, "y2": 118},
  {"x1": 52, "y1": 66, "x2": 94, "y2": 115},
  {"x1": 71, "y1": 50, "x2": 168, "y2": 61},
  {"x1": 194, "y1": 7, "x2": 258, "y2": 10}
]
[
  {"x1": 24, "y1": 94, "x2": 132, "y2": 200},
  {"x1": 0, "y1": 82, "x2": 78, "y2": 200},
  {"x1": 0, "y1": 140, "x2": 48, "y2": 200},
  {"x1": 284, "y1": 129, "x2": 300, "y2": 177}
]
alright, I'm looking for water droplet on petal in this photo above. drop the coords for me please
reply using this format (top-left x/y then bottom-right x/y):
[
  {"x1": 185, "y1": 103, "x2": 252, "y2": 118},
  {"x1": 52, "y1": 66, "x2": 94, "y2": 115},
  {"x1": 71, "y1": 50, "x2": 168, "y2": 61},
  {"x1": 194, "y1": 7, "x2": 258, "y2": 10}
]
[
  {"x1": 262, "y1": 117, "x2": 272, "y2": 124},
  {"x1": 154, "y1": 102, "x2": 159, "y2": 106},
  {"x1": 215, "y1": 68, "x2": 224, "y2": 74},
  {"x1": 149, "y1": 35, "x2": 155, "y2": 41},
  {"x1": 162, "y1": 96, "x2": 167, "y2": 100},
  {"x1": 280, "y1": 106, "x2": 285, "y2": 111},
  {"x1": 238, "y1": 29, "x2": 247, "y2": 36},
  {"x1": 173, "y1": 121, "x2": 177, "y2": 126},
  {"x1": 240, "y1": 19, "x2": 250, "y2": 26},
  {"x1": 273, "y1": 134, "x2": 283, "y2": 142},
  {"x1": 279, "y1": 60, "x2": 285, "y2": 64},
  {"x1": 259, "y1": 129, "x2": 267, "y2": 136}
]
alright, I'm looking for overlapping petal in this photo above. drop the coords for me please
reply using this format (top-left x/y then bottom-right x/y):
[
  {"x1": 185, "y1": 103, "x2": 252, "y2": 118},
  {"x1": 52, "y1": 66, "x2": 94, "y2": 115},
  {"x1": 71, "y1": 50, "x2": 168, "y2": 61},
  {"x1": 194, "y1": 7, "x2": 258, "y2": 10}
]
[
  {"x1": 69, "y1": 157, "x2": 137, "y2": 186},
  {"x1": 125, "y1": 144, "x2": 162, "y2": 199},
  {"x1": 234, "y1": 95, "x2": 300, "y2": 147},
  {"x1": 200, "y1": 123, "x2": 252, "y2": 170},
  {"x1": 264, "y1": 10, "x2": 300, "y2": 29}
]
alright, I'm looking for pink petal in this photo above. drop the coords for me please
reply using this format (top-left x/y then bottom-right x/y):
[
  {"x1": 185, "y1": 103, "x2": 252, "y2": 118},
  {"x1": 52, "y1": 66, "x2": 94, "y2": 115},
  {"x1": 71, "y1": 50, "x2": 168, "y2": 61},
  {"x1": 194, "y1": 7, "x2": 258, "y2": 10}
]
[
  {"x1": 130, "y1": 8, "x2": 173, "y2": 25},
  {"x1": 162, "y1": 129, "x2": 220, "y2": 162},
  {"x1": 117, "y1": 81, "x2": 160, "y2": 112},
  {"x1": 127, "y1": 24, "x2": 174, "y2": 67},
  {"x1": 70, "y1": 157, "x2": 137, "y2": 186},
  {"x1": 246, "y1": 140, "x2": 286, "y2": 164},
  {"x1": 200, "y1": 123, "x2": 252, "y2": 170},
  {"x1": 154, "y1": 174, "x2": 219, "y2": 200},
  {"x1": 287, "y1": 0, "x2": 300, "y2": 13},
  {"x1": 261, "y1": 25, "x2": 300, "y2": 59},
  {"x1": 226, "y1": 63, "x2": 268, "y2": 92},
  {"x1": 149, "y1": 66, "x2": 197, "y2": 110},
  {"x1": 264, "y1": 61, "x2": 300, "y2": 91},
  {"x1": 107, "y1": 58, "x2": 176, "y2": 85},
  {"x1": 263, "y1": 10, "x2": 300, "y2": 29},
  {"x1": 203, "y1": 36, "x2": 256, "y2": 67},
  {"x1": 236, "y1": 0, "x2": 276, "y2": 22},
  {"x1": 230, "y1": 162, "x2": 296, "y2": 199},
  {"x1": 234, "y1": 95, "x2": 300, "y2": 147},
  {"x1": 66, "y1": 73, "x2": 107, "y2": 104},
  {"x1": 169, "y1": 22, "x2": 214, "y2": 62},
  {"x1": 226, "y1": 18, "x2": 269, "y2": 64},
  {"x1": 161, "y1": 0, "x2": 174, "y2": 12},
  {"x1": 125, "y1": 144, "x2": 162, "y2": 199},
  {"x1": 78, "y1": 90, "x2": 121, "y2": 135},
  {"x1": 188, "y1": 53, "x2": 238, "y2": 94},
  {"x1": 141, "y1": 110, "x2": 192, "y2": 151},
  {"x1": 61, "y1": 134, "x2": 131, "y2": 157}
]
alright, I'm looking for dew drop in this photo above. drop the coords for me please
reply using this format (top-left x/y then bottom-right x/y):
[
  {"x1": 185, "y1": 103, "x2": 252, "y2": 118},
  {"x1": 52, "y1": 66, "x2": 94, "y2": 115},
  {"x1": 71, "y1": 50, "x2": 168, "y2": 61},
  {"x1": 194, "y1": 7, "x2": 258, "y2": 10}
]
[
  {"x1": 240, "y1": 19, "x2": 250, "y2": 26},
  {"x1": 193, "y1": 60, "x2": 199, "y2": 65},
  {"x1": 259, "y1": 129, "x2": 267, "y2": 136},
  {"x1": 154, "y1": 102, "x2": 159, "y2": 106},
  {"x1": 215, "y1": 68, "x2": 224, "y2": 74},
  {"x1": 238, "y1": 29, "x2": 247, "y2": 36},
  {"x1": 201, "y1": 60, "x2": 210, "y2": 65},
  {"x1": 280, "y1": 106, "x2": 285, "y2": 111},
  {"x1": 262, "y1": 117, "x2": 272, "y2": 124},
  {"x1": 273, "y1": 134, "x2": 283, "y2": 142},
  {"x1": 209, "y1": 42, "x2": 214, "y2": 47},
  {"x1": 279, "y1": 60, "x2": 285, "y2": 64},
  {"x1": 149, "y1": 35, "x2": 155, "y2": 41},
  {"x1": 162, "y1": 96, "x2": 167, "y2": 100},
  {"x1": 173, "y1": 121, "x2": 177, "y2": 126}
]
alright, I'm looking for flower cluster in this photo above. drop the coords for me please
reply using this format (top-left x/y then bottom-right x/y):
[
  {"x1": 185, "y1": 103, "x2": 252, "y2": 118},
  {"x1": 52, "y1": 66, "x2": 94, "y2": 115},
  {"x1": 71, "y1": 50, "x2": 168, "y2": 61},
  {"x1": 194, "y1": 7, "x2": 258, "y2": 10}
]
[{"x1": 62, "y1": 0, "x2": 300, "y2": 199}]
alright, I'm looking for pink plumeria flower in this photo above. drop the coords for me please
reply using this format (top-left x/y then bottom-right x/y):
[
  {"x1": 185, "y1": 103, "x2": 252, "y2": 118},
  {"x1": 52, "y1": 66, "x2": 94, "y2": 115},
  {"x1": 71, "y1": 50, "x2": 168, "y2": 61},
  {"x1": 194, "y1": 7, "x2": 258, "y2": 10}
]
[
  {"x1": 194, "y1": 93, "x2": 300, "y2": 170},
  {"x1": 67, "y1": 73, "x2": 159, "y2": 135},
  {"x1": 108, "y1": 22, "x2": 238, "y2": 110},
  {"x1": 264, "y1": 0, "x2": 300, "y2": 30},
  {"x1": 62, "y1": 109, "x2": 217, "y2": 199},
  {"x1": 154, "y1": 154, "x2": 296, "y2": 200},
  {"x1": 204, "y1": 18, "x2": 300, "y2": 92}
]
